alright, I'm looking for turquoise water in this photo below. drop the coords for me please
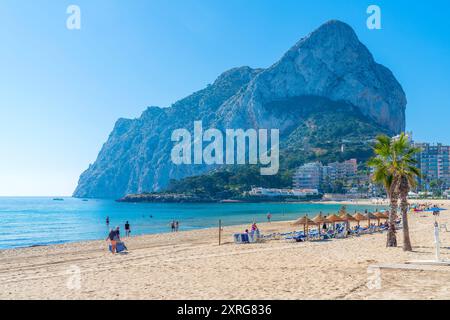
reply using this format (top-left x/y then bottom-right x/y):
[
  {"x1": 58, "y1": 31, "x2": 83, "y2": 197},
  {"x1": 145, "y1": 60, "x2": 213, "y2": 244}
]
[{"x1": 0, "y1": 197, "x2": 385, "y2": 250}]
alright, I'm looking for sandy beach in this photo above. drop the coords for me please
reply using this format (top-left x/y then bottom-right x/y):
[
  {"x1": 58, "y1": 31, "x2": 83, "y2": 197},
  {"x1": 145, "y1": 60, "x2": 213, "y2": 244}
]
[{"x1": 1, "y1": 200, "x2": 450, "y2": 300}]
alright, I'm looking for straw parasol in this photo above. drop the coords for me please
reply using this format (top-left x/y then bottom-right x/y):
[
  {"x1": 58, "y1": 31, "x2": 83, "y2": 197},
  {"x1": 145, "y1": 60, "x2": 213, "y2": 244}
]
[
  {"x1": 292, "y1": 215, "x2": 317, "y2": 226},
  {"x1": 292, "y1": 215, "x2": 317, "y2": 240},
  {"x1": 340, "y1": 213, "x2": 357, "y2": 221},
  {"x1": 327, "y1": 214, "x2": 344, "y2": 223},
  {"x1": 313, "y1": 213, "x2": 333, "y2": 224},
  {"x1": 339, "y1": 213, "x2": 357, "y2": 230},
  {"x1": 326, "y1": 214, "x2": 344, "y2": 230},
  {"x1": 365, "y1": 212, "x2": 378, "y2": 227},
  {"x1": 312, "y1": 213, "x2": 332, "y2": 234},
  {"x1": 375, "y1": 211, "x2": 389, "y2": 220},
  {"x1": 353, "y1": 213, "x2": 368, "y2": 227}
]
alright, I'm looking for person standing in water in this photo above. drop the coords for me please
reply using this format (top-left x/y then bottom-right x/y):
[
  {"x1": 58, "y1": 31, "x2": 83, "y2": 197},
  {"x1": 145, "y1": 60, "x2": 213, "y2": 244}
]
[
  {"x1": 267, "y1": 213, "x2": 272, "y2": 223},
  {"x1": 106, "y1": 216, "x2": 110, "y2": 226},
  {"x1": 125, "y1": 221, "x2": 131, "y2": 237},
  {"x1": 175, "y1": 221, "x2": 179, "y2": 232}
]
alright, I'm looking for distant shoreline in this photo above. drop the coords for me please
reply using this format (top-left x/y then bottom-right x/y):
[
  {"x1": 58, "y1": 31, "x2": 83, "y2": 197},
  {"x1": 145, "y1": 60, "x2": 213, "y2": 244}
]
[{"x1": 116, "y1": 193, "x2": 322, "y2": 204}]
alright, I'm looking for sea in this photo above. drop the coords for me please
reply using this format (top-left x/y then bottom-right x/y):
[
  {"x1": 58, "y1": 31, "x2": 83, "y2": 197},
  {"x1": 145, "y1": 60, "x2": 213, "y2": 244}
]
[{"x1": 0, "y1": 197, "x2": 386, "y2": 250}]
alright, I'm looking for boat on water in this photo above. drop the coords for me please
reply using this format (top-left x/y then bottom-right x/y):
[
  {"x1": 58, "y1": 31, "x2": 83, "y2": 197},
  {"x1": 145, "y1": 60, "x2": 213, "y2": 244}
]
[{"x1": 53, "y1": 198, "x2": 64, "y2": 201}]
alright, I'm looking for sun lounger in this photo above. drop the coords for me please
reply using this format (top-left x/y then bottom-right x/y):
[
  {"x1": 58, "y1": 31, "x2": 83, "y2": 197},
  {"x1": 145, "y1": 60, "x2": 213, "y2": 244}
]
[
  {"x1": 335, "y1": 228, "x2": 348, "y2": 239},
  {"x1": 234, "y1": 232, "x2": 262, "y2": 244},
  {"x1": 248, "y1": 231, "x2": 260, "y2": 243},
  {"x1": 109, "y1": 241, "x2": 128, "y2": 253},
  {"x1": 234, "y1": 233, "x2": 248, "y2": 244},
  {"x1": 294, "y1": 235, "x2": 306, "y2": 242}
]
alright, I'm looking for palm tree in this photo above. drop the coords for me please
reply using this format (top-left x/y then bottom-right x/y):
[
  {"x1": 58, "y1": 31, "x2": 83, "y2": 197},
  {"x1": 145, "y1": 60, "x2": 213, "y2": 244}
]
[
  {"x1": 368, "y1": 134, "x2": 421, "y2": 250},
  {"x1": 368, "y1": 135, "x2": 397, "y2": 247},
  {"x1": 392, "y1": 135, "x2": 421, "y2": 251}
]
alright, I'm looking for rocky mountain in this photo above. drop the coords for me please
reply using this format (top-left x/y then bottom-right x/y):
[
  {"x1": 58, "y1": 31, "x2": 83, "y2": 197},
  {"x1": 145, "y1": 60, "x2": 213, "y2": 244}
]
[{"x1": 73, "y1": 20, "x2": 406, "y2": 199}]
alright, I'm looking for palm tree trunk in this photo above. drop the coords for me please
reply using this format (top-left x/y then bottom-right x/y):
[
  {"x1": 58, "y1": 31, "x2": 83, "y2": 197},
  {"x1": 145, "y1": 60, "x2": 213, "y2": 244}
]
[
  {"x1": 387, "y1": 200, "x2": 398, "y2": 247},
  {"x1": 387, "y1": 183, "x2": 398, "y2": 247},
  {"x1": 400, "y1": 177, "x2": 413, "y2": 251},
  {"x1": 400, "y1": 197, "x2": 412, "y2": 251}
]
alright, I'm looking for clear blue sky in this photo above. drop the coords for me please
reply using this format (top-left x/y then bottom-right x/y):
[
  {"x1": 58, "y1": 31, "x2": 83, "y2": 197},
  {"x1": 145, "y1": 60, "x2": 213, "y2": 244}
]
[{"x1": 1, "y1": 0, "x2": 449, "y2": 196}]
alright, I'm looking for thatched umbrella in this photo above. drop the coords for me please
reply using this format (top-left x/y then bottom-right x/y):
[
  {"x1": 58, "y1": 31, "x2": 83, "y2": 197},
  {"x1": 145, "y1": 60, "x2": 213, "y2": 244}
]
[
  {"x1": 339, "y1": 213, "x2": 357, "y2": 231},
  {"x1": 327, "y1": 214, "x2": 344, "y2": 222},
  {"x1": 375, "y1": 212, "x2": 389, "y2": 219},
  {"x1": 375, "y1": 211, "x2": 389, "y2": 225},
  {"x1": 326, "y1": 214, "x2": 344, "y2": 231},
  {"x1": 292, "y1": 215, "x2": 317, "y2": 240},
  {"x1": 353, "y1": 213, "x2": 368, "y2": 227},
  {"x1": 313, "y1": 213, "x2": 332, "y2": 234},
  {"x1": 365, "y1": 212, "x2": 378, "y2": 227}
]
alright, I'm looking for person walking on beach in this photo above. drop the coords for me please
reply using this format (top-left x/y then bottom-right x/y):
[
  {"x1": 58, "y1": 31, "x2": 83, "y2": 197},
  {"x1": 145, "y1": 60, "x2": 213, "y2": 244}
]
[
  {"x1": 175, "y1": 221, "x2": 179, "y2": 232},
  {"x1": 106, "y1": 228, "x2": 120, "y2": 254},
  {"x1": 171, "y1": 220, "x2": 175, "y2": 232},
  {"x1": 267, "y1": 213, "x2": 272, "y2": 223},
  {"x1": 125, "y1": 221, "x2": 131, "y2": 237}
]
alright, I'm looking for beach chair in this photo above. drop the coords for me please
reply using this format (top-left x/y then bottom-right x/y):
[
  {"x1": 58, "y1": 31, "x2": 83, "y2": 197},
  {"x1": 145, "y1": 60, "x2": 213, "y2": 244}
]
[
  {"x1": 283, "y1": 232, "x2": 297, "y2": 241},
  {"x1": 351, "y1": 227, "x2": 363, "y2": 237},
  {"x1": 292, "y1": 232, "x2": 306, "y2": 242},
  {"x1": 234, "y1": 233, "x2": 249, "y2": 244},
  {"x1": 335, "y1": 228, "x2": 348, "y2": 239},
  {"x1": 283, "y1": 231, "x2": 303, "y2": 242},
  {"x1": 321, "y1": 233, "x2": 332, "y2": 240},
  {"x1": 234, "y1": 234, "x2": 242, "y2": 244},
  {"x1": 234, "y1": 233, "x2": 256, "y2": 244},
  {"x1": 248, "y1": 231, "x2": 261, "y2": 243},
  {"x1": 324, "y1": 230, "x2": 336, "y2": 239},
  {"x1": 308, "y1": 230, "x2": 323, "y2": 241},
  {"x1": 261, "y1": 233, "x2": 276, "y2": 240},
  {"x1": 109, "y1": 241, "x2": 128, "y2": 253}
]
